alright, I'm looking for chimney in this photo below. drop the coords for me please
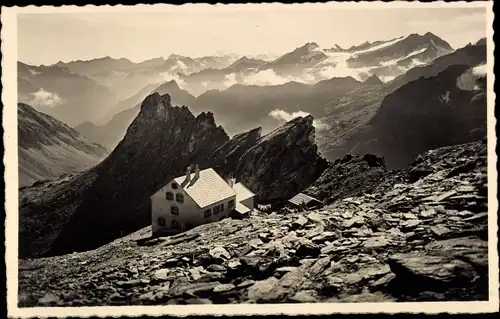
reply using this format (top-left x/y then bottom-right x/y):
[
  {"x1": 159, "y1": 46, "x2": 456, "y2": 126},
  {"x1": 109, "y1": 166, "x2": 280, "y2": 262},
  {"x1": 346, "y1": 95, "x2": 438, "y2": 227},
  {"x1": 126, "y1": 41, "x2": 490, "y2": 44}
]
[
  {"x1": 182, "y1": 165, "x2": 192, "y2": 187},
  {"x1": 228, "y1": 178, "x2": 234, "y2": 188},
  {"x1": 194, "y1": 164, "x2": 200, "y2": 180}
]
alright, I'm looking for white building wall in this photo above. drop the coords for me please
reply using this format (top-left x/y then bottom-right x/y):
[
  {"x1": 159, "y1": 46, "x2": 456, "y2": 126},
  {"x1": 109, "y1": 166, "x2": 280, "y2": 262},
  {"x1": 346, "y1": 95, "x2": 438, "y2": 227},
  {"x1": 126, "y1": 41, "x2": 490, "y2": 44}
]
[
  {"x1": 241, "y1": 196, "x2": 255, "y2": 211},
  {"x1": 151, "y1": 179, "x2": 236, "y2": 235}
]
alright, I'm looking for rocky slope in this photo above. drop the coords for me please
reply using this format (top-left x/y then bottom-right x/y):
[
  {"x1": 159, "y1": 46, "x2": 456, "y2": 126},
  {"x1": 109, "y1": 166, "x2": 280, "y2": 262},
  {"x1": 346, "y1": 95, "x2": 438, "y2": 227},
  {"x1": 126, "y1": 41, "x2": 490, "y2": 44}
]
[
  {"x1": 18, "y1": 140, "x2": 489, "y2": 306},
  {"x1": 18, "y1": 103, "x2": 109, "y2": 187},
  {"x1": 366, "y1": 64, "x2": 487, "y2": 169},
  {"x1": 305, "y1": 154, "x2": 391, "y2": 205},
  {"x1": 19, "y1": 93, "x2": 327, "y2": 258},
  {"x1": 17, "y1": 62, "x2": 119, "y2": 126}
]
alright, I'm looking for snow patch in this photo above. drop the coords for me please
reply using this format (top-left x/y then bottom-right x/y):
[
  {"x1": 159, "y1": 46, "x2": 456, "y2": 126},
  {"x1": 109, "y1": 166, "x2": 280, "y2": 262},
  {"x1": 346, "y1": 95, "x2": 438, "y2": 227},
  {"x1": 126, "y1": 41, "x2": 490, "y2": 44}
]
[{"x1": 351, "y1": 36, "x2": 405, "y2": 56}]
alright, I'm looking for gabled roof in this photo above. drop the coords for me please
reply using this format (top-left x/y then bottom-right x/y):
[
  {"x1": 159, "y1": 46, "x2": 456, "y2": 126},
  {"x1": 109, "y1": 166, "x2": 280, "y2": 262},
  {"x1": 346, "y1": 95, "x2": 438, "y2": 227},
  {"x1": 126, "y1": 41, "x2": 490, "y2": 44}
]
[
  {"x1": 233, "y1": 182, "x2": 255, "y2": 202},
  {"x1": 173, "y1": 168, "x2": 236, "y2": 209},
  {"x1": 288, "y1": 193, "x2": 323, "y2": 206}
]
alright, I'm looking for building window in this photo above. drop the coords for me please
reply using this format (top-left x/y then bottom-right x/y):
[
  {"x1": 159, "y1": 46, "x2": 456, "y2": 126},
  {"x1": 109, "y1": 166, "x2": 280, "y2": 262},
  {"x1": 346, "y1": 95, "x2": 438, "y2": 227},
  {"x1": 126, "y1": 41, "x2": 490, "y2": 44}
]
[
  {"x1": 158, "y1": 217, "x2": 166, "y2": 227},
  {"x1": 220, "y1": 203, "x2": 224, "y2": 212},
  {"x1": 171, "y1": 219, "x2": 180, "y2": 230},
  {"x1": 176, "y1": 193, "x2": 184, "y2": 203},
  {"x1": 228, "y1": 200, "x2": 235, "y2": 208},
  {"x1": 213, "y1": 205, "x2": 220, "y2": 215},
  {"x1": 171, "y1": 206, "x2": 179, "y2": 216},
  {"x1": 166, "y1": 192, "x2": 173, "y2": 200},
  {"x1": 172, "y1": 182, "x2": 178, "y2": 189},
  {"x1": 204, "y1": 209, "x2": 211, "y2": 218}
]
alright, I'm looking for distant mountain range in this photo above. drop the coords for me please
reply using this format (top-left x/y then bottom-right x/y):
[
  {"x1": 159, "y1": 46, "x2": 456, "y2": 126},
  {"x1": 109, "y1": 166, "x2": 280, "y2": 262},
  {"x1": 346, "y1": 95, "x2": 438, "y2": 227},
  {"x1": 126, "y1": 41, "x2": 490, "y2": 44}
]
[
  {"x1": 18, "y1": 62, "x2": 119, "y2": 126},
  {"x1": 69, "y1": 36, "x2": 484, "y2": 158},
  {"x1": 16, "y1": 31, "x2": 488, "y2": 261},
  {"x1": 18, "y1": 103, "x2": 109, "y2": 187},
  {"x1": 316, "y1": 38, "x2": 487, "y2": 169}
]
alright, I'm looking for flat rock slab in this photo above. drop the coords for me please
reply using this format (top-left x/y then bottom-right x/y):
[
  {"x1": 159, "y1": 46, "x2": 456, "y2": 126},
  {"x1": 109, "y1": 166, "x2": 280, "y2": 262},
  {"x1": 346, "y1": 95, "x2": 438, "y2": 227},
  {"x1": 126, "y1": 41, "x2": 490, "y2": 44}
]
[{"x1": 388, "y1": 252, "x2": 478, "y2": 285}]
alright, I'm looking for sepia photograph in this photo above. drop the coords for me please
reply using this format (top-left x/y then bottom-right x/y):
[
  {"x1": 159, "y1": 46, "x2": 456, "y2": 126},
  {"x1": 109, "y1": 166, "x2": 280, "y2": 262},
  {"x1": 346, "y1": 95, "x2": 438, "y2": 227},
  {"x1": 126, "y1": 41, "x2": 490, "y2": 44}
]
[{"x1": 2, "y1": 1, "x2": 498, "y2": 317}]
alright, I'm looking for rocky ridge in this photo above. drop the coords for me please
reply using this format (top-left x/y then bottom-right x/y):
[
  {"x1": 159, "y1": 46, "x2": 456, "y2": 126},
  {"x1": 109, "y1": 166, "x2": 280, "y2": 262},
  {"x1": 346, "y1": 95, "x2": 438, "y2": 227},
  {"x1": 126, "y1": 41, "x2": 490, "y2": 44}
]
[
  {"x1": 19, "y1": 93, "x2": 328, "y2": 258},
  {"x1": 18, "y1": 140, "x2": 489, "y2": 306},
  {"x1": 235, "y1": 115, "x2": 329, "y2": 203}
]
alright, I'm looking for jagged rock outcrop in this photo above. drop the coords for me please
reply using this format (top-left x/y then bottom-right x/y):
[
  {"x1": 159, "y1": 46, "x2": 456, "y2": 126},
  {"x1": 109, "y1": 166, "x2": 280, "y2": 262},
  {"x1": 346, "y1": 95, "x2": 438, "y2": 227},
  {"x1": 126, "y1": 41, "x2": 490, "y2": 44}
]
[
  {"x1": 234, "y1": 115, "x2": 329, "y2": 203},
  {"x1": 18, "y1": 140, "x2": 488, "y2": 306},
  {"x1": 305, "y1": 154, "x2": 389, "y2": 204},
  {"x1": 18, "y1": 103, "x2": 109, "y2": 186},
  {"x1": 75, "y1": 80, "x2": 196, "y2": 149},
  {"x1": 48, "y1": 93, "x2": 229, "y2": 256},
  {"x1": 209, "y1": 127, "x2": 263, "y2": 178},
  {"x1": 19, "y1": 93, "x2": 230, "y2": 258},
  {"x1": 19, "y1": 94, "x2": 329, "y2": 257}
]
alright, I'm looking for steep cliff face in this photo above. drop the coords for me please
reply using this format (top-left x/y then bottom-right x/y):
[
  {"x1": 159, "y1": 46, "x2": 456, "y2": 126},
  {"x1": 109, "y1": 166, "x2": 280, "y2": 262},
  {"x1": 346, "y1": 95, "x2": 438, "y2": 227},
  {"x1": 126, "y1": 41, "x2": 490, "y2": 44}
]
[
  {"x1": 235, "y1": 115, "x2": 329, "y2": 203},
  {"x1": 368, "y1": 64, "x2": 487, "y2": 169},
  {"x1": 209, "y1": 127, "x2": 263, "y2": 178}
]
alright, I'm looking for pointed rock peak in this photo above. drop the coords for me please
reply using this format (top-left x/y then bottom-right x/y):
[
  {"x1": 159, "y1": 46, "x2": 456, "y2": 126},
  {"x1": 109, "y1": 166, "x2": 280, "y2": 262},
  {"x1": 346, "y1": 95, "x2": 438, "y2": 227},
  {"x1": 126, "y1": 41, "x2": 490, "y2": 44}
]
[
  {"x1": 140, "y1": 92, "x2": 172, "y2": 111},
  {"x1": 289, "y1": 114, "x2": 315, "y2": 126},
  {"x1": 476, "y1": 38, "x2": 486, "y2": 46},
  {"x1": 236, "y1": 127, "x2": 263, "y2": 139},
  {"x1": 303, "y1": 42, "x2": 320, "y2": 50},
  {"x1": 156, "y1": 79, "x2": 181, "y2": 92},
  {"x1": 196, "y1": 111, "x2": 217, "y2": 126},
  {"x1": 167, "y1": 54, "x2": 185, "y2": 60},
  {"x1": 365, "y1": 74, "x2": 383, "y2": 85}
]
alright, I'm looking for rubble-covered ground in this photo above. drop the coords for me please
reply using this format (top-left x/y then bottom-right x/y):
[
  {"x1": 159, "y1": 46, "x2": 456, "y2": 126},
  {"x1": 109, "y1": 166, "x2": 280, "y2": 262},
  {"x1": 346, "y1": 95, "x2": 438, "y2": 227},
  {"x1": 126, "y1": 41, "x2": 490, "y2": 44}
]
[{"x1": 18, "y1": 140, "x2": 489, "y2": 306}]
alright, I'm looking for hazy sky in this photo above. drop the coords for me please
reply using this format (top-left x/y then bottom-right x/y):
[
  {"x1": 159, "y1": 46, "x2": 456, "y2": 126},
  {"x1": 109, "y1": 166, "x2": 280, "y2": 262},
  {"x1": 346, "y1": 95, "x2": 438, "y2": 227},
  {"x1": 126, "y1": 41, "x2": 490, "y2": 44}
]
[{"x1": 18, "y1": 4, "x2": 488, "y2": 66}]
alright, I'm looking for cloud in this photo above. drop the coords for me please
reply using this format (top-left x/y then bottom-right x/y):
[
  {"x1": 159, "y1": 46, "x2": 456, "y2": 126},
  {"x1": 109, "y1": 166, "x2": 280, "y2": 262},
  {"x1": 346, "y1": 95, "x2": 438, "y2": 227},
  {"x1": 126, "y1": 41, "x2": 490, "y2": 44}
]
[
  {"x1": 269, "y1": 109, "x2": 330, "y2": 131},
  {"x1": 472, "y1": 63, "x2": 487, "y2": 76},
  {"x1": 160, "y1": 72, "x2": 186, "y2": 89},
  {"x1": 242, "y1": 69, "x2": 316, "y2": 86},
  {"x1": 223, "y1": 73, "x2": 238, "y2": 87},
  {"x1": 175, "y1": 60, "x2": 188, "y2": 70},
  {"x1": 29, "y1": 88, "x2": 62, "y2": 108}
]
